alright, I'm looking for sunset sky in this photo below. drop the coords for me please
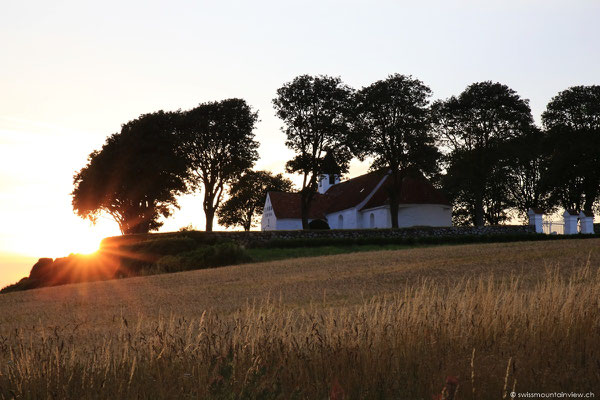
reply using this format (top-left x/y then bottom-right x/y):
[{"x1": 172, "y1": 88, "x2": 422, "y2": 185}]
[{"x1": 1, "y1": 0, "x2": 599, "y2": 288}]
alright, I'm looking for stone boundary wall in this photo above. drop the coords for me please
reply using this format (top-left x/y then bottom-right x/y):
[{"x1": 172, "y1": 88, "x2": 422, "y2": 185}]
[
  {"x1": 210, "y1": 225, "x2": 536, "y2": 246},
  {"x1": 103, "y1": 225, "x2": 536, "y2": 248}
]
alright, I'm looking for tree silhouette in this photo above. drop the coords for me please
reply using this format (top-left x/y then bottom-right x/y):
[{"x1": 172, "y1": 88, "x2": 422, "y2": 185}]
[
  {"x1": 432, "y1": 81, "x2": 535, "y2": 226},
  {"x1": 503, "y1": 127, "x2": 554, "y2": 220},
  {"x1": 541, "y1": 85, "x2": 600, "y2": 212},
  {"x1": 352, "y1": 74, "x2": 439, "y2": 228},
  {"x1": 72, "y1": 111, "x2": 187, "y2": 234},
  {"x1": 217, "y1": 170, "x2": 294, "y2": 231},
  {"x1": 273, "y1": 75, "x2": 353, "y2": 229},
  {"x1": 178, "y1": 99, "x2": 259, "y2": 231}
]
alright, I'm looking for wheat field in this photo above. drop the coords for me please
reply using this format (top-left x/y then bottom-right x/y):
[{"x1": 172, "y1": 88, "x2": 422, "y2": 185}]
[{"x1": 1, "y1": 239, "x2": 599, "y2": 399}]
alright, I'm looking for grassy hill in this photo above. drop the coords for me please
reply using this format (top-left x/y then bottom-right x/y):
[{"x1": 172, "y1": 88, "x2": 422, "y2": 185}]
[{"x1": 1, "y1": 239, "x2": 599, "y2": 398}]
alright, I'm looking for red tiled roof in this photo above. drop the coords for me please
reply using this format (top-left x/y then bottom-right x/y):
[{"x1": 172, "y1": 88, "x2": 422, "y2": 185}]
[
  {"x1": 267, "y1": 192, "x2": 328, "y2": 220},
  {"x1": 360, "y1": 173, "x2": 450, "y2": 210},
  {"x1": 268, "y1": 171, "x2": 450, "y2": 219},
  {"x1": 323, "y1": 170, "x2": 387, "y2": 213}
]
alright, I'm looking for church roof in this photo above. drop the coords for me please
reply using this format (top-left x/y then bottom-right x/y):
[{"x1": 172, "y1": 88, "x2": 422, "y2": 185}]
[
  {"x1": 267, "y1": 170, "x2": 450, "y2": 219},
  {"x1": 323, "y1": 170, "x2": 387, "y2": 213},
  {"x1": 360, "y1": 173, "x2": 451, "y2": 210},
  {"x1": 267, "y1": 192, "x2": 328, "y2": 220}
]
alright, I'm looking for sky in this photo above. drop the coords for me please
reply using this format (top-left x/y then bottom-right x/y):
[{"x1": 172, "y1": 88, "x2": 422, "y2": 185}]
[{"x1": 1, "y1": 0, "x2": 599, "y2": 287}]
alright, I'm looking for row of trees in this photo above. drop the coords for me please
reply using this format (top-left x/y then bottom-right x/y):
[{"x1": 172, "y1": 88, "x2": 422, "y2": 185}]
[
  {"x1": 72, "y1": 99, "x2": 291, "y2": 234},
  {"x1": 274, "y1": 75, "x2": 600, "y2": 228},
  {"x1": 72, "y1": 76, "x2": 600, "y2": 233}
]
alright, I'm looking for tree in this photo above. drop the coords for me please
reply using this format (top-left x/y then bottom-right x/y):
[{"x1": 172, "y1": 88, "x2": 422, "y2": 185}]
[
  {"x1": 273, "y1": 75, "x2": 353, "y2": 229},
  {"x1": 541, "y1": 85, "x2": 600, "y2": 212},
  {"x1": 72, "y1": 111, "x2": 187, "y2": 234},
  {"x1": 432, "y1": 81, "x2": 535, "y2": 226},
  {"x1": 217, "y1": 170, "x2": 294, "y2": 231},
  {"x1": 352, "y1": 74, "x2": 439, "y2": 228},
  {"x1": 503, "y1": 127, "x2": 554, "y2": 221},
  {"x1": 178, "y1": 98, "x2": 259, "y2": 231}
]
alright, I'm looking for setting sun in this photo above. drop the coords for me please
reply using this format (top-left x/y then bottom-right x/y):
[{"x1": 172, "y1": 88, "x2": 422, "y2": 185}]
[{"x1": 5, "y1": 218, "x2": 118, "y2": 260}]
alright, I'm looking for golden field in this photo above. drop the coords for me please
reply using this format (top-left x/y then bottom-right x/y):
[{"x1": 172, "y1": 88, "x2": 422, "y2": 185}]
[{"x1": 1, "y1": 239, "x2": 599, "y2": 399}]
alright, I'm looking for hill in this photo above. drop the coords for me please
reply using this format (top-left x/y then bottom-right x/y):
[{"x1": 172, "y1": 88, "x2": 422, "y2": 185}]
[{"x1": 1, "y1": 239, "x2": 599, "y2": 398}]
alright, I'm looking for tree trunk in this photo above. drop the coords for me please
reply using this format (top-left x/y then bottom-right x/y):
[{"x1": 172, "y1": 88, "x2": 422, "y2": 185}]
[
  {"x1": 389, "y1": 170, "x2": 401, "y2": 229},
  {"x1": 583, "y1": 185, "x2": 597, "y2": 213},
  {"x1": 474, "y1": 194, "x2": 485, "y2": 227},
  {"x1": 244, "y1": 209, "x2": 253, "y2": 231},
  {"x1": 389, "y1": 191, "x2": 399, "y2": 229},
  {"x1": 204, "y1": 207, "x2": 214, "y2": 231},
  {"x1": 243, "y1": 214, "x2": 251, "y2": 231},
  {"x1": 300, "y1": 190, "x2": 310, "y2": 229},
  {"x1": 204, "y1": 191, "x2": 215, "y2": 232}
]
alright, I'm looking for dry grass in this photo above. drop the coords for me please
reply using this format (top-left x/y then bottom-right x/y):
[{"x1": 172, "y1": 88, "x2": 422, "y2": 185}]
[{"x1": 1, "y1": 239, "x2": 599, "y2": 399}]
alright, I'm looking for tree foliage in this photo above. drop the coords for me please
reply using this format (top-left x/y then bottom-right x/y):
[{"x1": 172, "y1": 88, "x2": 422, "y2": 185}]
[
  {"x1": 217, "y1": 170, "x2": 294, "y2": 231},
  {"x1": 273, "y1": 75, "x2": 353, "y2": 229},
  {"x1": 541, "y1": 85, "x2": 600, "y2": 212},
  {"x1": 72, "y1": 111, "x2": 187, "y2": 234},
  {"x1": 352, "y1": 74, "x2": 439, "y2": 228},
  {"x1": 178, "y1": 99, "x2": 260, "y2": 231},
  {"x1": 503, "y1": 127, "x2": 554, "y2": 221},
  {"x1": 432, "y1": 81, "x2": 535, "y2": 226}
]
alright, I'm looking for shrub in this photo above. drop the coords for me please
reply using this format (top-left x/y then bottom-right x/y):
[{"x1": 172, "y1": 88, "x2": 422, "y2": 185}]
[
  {"x1": 155, "y1": 242, "x2": 251, "y2": 273},
  {"x1": 125, "y1": 236, "x2": 197, "y2": 256}
]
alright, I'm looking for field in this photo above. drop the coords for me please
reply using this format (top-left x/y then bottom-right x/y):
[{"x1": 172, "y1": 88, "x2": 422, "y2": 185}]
[{"x1": 1, "y1": 239, "x2": 599, "y2": 399}]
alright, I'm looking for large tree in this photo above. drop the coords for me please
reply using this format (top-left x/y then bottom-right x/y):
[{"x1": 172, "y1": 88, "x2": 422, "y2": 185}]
[
  {"x1": 273, "y1": 75, "x2": 353, "y2": 229},
  {"x1": 217, "y1": 170, "x2": 294, "y2": 231},
  {"x1": 432, "y1": 81, "x2": 535, "y2": 226},
  {"x1": 541, "y1": 85, "x2": 600, "y2": 212},
  {"x1": 72, "y1": 111, "x2": 187, "y2": 234},
  {"x1": 503, "y1": 127, "x2": 554, "y2": 221},
  {"x1": 352, "y1": 74, "x2": 439, "y2": 228},
  {"x1": 178, "y1": 99, "x2": 259, "y2": 231}
]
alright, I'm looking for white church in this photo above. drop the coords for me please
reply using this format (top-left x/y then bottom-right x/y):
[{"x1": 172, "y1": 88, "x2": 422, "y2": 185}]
[{"x1": 261, "y1": 168, "x2": 452, "y2": 231}]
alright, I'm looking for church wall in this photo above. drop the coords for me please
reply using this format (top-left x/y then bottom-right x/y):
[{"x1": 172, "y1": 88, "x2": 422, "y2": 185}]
[
  {"x1": 275, "y1": 219, "x2": 304, "y2": 230},
  {"x1": 397, "y1": 204, "x2": 452, "y2": 227},
  {"x1": 326, "y1": 208, "x2": 360, "y2": 229},
  {"x1": 360, "y1": 207, "x2": 390, "y2": 228}
]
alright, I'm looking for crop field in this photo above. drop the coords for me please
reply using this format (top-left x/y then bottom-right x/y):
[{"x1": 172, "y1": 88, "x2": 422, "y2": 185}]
[{"x1": 1, "y1": 239, "x2": 599, "y2": 399}]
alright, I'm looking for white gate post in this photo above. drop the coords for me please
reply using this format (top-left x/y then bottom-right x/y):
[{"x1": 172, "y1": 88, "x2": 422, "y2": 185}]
[
  {"x1": 527, "y1": 208, "x2": 544, "y2": 233},
  {"x1": 579, "y1": 211, "x2": 594, "y2": 234},
  {"x1": 563, "y1": 210, "x2": 579, "y2": 235}
]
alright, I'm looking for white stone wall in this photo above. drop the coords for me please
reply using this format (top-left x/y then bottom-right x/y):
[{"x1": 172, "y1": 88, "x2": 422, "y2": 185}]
[
  {"x1": 327, "y1": 208, "x2": 360, "y2": 229},
  {"x1": 275, "y1": 219, "x2": 304, "y2": 230},
  {"x1": 360, "y1": 207, "x2": 390, "y2": 228},
  {"x1": 396, "y1": 204, "x2": 452, "y2": 227}
]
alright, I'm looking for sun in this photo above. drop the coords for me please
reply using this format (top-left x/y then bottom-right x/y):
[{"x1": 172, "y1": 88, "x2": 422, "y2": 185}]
[
  {"x1": 27, "y1": 230, "x2": 103, "y2": 258},
  {"x1": 10, "y1": 218, "x2": 120, "y2": 259}
]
